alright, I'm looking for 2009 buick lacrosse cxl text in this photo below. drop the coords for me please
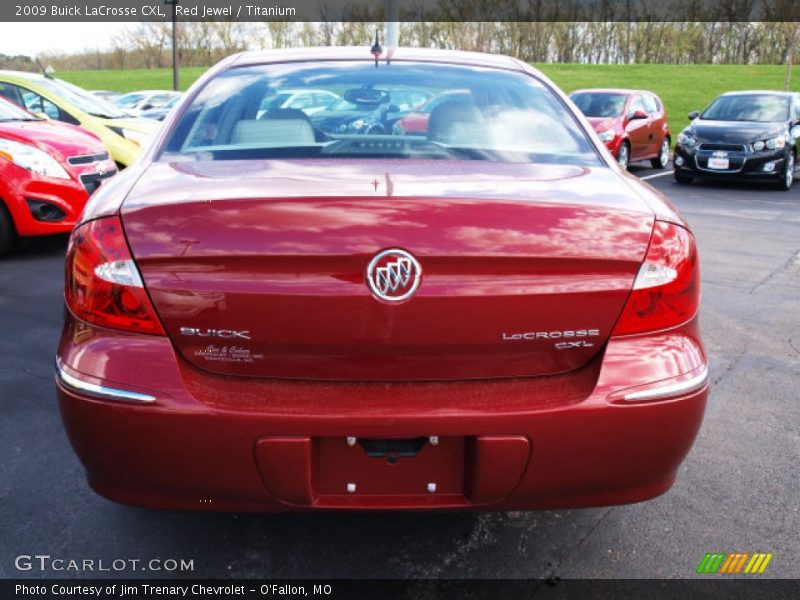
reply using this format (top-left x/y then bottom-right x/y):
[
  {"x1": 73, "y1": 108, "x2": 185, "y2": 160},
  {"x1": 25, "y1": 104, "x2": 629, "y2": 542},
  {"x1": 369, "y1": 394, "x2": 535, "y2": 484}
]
[{"x1": 55, "y1": 47, "x2": 707, "y2": 511}]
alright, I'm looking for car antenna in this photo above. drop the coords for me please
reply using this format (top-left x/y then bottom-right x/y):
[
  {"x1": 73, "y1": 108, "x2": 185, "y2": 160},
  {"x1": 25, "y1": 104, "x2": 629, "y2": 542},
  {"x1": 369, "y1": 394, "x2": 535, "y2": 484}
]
[
  {"x1": 35, "y1": 58, "x2": 54, "y2": 79},
  {"x1": 370, "y1": 30, "x2": 383, "y2": 68}
]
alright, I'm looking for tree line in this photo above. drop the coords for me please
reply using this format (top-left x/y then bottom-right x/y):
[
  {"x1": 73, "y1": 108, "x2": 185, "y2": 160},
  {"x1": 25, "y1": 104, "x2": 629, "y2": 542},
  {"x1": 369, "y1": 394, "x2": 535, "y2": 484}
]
[{"x1": 10, "y1": 21, "x2": 800, "y2": 71}]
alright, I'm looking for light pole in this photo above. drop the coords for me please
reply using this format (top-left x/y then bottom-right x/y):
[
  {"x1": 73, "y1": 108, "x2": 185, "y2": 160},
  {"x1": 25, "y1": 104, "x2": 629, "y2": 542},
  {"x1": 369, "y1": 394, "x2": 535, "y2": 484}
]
[{"x1": 164, "y1": 0, "x2": 180, "y2": 91}]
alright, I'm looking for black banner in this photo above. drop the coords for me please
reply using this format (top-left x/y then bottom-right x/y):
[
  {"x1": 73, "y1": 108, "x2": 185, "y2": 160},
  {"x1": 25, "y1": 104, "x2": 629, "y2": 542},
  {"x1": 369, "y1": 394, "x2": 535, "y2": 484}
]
[
  {"x1": 4, "y1": 579, "x2": 800, "y2": 600},
  {"x1": 3, "y1": 0, "x2": 800, "y2": 23}
]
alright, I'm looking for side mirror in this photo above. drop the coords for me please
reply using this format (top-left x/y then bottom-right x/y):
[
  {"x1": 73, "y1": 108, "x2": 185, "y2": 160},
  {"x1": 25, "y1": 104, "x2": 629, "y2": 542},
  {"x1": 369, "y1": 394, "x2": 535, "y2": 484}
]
[
  {"x1": 688, "y1": 111, "x2": 700, "y2": 120},
  {"x1": 628, "y1": 110, "x2": 648, "y2": 121},
  {"x1": 790, "y1": 124, "x2": 800, "y2": 139}
]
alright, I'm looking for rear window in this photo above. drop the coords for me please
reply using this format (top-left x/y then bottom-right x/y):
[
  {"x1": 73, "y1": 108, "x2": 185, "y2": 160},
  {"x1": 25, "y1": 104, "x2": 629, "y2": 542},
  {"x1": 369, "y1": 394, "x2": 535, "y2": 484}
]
[
  {"x1": 161, "y1": 61, "x2": 601, "y2": 166},
  {"x1": 570, "y1": 92, "x2": 627, "y2": 118}
]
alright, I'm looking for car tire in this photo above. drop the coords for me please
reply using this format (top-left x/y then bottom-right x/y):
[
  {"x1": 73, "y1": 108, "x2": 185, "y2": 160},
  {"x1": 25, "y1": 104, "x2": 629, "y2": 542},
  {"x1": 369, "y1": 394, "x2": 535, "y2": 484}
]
[
  {"x1": 775, "y1": 152, "x2": 795, "y2": 191},
  {"x1": 617, "y1": 142, "x2": 630, "y2": 170},
  {"x1": 674, "y1": 171, "x2": 694, "y2": 185},
  {"x1": 0, "y1": 201, "x2": 18, "y2": 256},
  {"x1": 651, "y1": 138, "x2": 670, "y2": 169}
]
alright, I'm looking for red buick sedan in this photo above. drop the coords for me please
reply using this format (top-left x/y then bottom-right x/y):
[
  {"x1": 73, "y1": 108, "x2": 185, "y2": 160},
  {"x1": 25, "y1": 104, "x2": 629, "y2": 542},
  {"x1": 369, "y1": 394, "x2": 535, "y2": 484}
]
[
  {"x1": 570, "y1": 89, "x2": 671, "y2": 170},
  {"x1": 56, "y1": 48, "x2": 707, "y2": 512},
  {"x1": 0, "y1": 98, "x2": 116, "y2": 254}
]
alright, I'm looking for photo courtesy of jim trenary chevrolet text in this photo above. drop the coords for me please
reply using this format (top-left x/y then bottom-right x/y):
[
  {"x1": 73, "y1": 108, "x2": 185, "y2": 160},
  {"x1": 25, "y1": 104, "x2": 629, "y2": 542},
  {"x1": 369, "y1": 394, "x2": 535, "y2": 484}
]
[{"x1": 0, "y1": 0, "x2": 799, "y2": 598}]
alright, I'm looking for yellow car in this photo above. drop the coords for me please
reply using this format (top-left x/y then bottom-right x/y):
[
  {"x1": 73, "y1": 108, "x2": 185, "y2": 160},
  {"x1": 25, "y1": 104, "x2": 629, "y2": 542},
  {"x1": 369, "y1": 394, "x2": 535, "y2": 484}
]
[{"x1": 0, "y1": 70, "x2": 157, "y2": 168}]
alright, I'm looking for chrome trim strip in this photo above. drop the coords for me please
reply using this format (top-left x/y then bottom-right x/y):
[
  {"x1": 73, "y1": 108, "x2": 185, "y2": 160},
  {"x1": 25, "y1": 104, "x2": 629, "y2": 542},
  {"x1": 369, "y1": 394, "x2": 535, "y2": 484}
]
[
  {"x1": 55, "y1": 362, "x2": 156, "y2": 403},
  {"x1": 623, "y1": 366, "x2": 709, "y2": 402},
  {"x1": 697, "y1": 143, "x2": 747, "y2": 153}
]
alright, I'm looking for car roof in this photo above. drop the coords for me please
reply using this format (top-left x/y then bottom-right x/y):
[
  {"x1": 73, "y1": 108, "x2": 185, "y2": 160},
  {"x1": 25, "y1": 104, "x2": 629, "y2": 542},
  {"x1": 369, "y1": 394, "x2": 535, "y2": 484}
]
[
  {"x1": 231, "y1": 47, "x2": 524, "y2": 72},
  {"x1": 120, "y1": 90, "x2": 177, "y2": 96},
  {"x1": 718, "y1": 90, "x2": 795, "y2": 97},
  {"x1": 0, "y1": 70, "x2": 49, "y2": 83},
  {"x1": 570, "y1": 88, "x2": 658, "y2": 96}
]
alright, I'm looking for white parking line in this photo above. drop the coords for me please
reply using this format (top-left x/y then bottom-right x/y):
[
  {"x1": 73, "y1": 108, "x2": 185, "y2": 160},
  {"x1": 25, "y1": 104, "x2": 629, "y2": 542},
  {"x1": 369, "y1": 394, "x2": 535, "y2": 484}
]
[{"x1": 640, "y1": 170, "x2": 675, "y2": 181}]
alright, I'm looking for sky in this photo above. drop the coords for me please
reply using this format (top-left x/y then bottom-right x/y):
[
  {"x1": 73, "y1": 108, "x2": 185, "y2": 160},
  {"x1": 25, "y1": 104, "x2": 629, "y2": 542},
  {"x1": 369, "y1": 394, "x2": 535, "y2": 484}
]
[{"x1": 0, "y1": 23, "x2": 131, "y2": 57}]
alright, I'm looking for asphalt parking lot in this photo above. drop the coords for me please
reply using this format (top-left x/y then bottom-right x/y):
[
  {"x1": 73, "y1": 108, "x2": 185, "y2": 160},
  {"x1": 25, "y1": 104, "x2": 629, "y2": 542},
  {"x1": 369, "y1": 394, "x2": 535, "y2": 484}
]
[{"x1": 1, "y1": 162, "x2": 798, "y2": 581}]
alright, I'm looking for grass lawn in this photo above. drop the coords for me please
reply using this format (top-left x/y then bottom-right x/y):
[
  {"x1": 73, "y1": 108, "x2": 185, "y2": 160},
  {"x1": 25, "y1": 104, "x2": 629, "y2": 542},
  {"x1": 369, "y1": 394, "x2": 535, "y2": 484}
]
[{"x1": 58, "y1": 63, "x2": 799, "y2": 129}]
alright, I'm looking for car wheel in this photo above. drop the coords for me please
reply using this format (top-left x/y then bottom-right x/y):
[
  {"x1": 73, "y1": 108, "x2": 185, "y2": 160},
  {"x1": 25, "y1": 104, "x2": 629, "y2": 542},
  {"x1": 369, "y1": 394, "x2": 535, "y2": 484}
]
[
  {"x1": 617, "y1": 142, "x2": 630, "y2": 170},
  {"x1": 0, "y1": 201, "x2": 18, "y2": 256},
  {"x1": 651, "y1": 138, "x2": 670, "y2": 169},
  {"x1": 674, "y1": 171, "x2": 694, "y2": 185},
  {"x1": 776, "y1": 152, "x2": 795, "y2": 191}
]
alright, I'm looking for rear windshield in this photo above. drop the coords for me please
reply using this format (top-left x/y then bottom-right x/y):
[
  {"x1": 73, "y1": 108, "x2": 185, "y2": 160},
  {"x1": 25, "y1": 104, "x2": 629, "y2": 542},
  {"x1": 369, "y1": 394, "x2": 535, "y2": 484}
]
[
  {"x1": 570, "y1": 92, "x2": 627, "y2": 118},
  {"x1": 701, "y1": 95, "x2": 790, "y2": 123},
  {"x1": 161, "y1": 61, "x2": 601, "y2": 166}
]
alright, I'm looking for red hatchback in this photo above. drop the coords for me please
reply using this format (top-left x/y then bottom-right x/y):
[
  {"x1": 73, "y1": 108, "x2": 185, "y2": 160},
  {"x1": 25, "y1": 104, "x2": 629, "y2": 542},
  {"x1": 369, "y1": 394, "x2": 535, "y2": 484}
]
[
  {"x1": 570, "y1": 89, "x2": 671, "y2": 170},
  {"x1": 0, "y1": 98, "x2": 116, "y2": 254},
  {"x1": 56, "y1": 48, "x2": 706, "y2": 512}
]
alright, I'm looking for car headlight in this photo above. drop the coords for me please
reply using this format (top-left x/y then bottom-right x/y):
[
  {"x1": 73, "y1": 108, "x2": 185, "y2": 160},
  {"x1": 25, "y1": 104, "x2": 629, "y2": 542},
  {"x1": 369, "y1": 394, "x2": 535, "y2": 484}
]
[
  {"x1": 0, "y1": 137, "x2": 70, "y2": 179},
  {"x1": 677, "y1": 132, "x2": 697, "y2": 147},
  {"x1": 121, "y1": 128, "x2": 151, "y2": 148},
  {"x1": 349, "y1": 119, "x2": 366, "y2": 131},
  {"x1": 597, "y1": 129, "x2": 616, "y2": 142},
  {"x1": 765, "y1": 137, "x2": 785, "y2": 150},
  {"x1": 753, "y1": 136, "x2": 786, "y2": 151}
]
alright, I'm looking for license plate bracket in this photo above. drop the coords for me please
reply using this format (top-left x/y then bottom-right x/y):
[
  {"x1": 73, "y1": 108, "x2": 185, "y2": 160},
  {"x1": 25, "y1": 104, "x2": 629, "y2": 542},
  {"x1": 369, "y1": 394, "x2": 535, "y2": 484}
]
[{"x1": 708, "y1": 157, "x2": 730, "y2": 170}]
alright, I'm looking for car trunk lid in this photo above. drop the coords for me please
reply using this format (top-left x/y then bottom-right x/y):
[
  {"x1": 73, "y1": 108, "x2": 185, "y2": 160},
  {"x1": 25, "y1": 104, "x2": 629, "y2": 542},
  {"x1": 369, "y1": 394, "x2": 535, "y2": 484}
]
[{"x1": 121, "y1": 159, "x2": 653, "y2": 381}]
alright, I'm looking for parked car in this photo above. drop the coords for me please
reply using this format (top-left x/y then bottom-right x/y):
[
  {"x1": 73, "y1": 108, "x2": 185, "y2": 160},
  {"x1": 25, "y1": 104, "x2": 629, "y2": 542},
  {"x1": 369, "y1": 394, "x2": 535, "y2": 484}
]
[
  {"x1": 0, "y1": 71, "x2": 157, "y2": 167},
  {"x1": 393, "y1": 90, "x2": 470, "y2": 136},
  {"x1": 570, "y1": 88, "x2": 671, "y2": 169},
  {"x1": 140, "y1": 94, "x2": 181, "y2": 121},
  {"x1": 311, "y1": 87, "x2": 430, "y2": 135},
  {"x1": 91, "y1": 90, "x2": 124, "y2": 104},
  {"x1": 56, "y1": 47, "x2": 706, "y2": 512},
  {"x1": 674, "y1": 91, "x2": 800, "y2": 190},
  {"x1": 0, "y1": 98, "x2": 116, "y2": 254},
  {"x1": 114, "y1": 90, "x2": 181, "y2": 116},
  {"x1": 257, "y1": 89, "x2": 339, "y2": 117}
]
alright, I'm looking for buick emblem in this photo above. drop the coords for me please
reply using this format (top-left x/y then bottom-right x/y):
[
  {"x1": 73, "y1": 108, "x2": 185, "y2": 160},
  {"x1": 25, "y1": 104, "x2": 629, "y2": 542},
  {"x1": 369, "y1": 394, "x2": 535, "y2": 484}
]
[{"x1": 366, "y1": 248, "x2": 422, "y2": 302}]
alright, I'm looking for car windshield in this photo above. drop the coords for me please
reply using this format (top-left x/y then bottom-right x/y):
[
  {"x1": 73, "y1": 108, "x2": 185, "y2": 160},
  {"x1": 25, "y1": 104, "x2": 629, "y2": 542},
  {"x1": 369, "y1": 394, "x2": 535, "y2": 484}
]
[
  {"x1": 570, "y1": 92, "x2": 627, "y2": 118},
  {"x1": 162, "y1": 61, "x2": 601, "y2": 166},
  {"x1": 0, "y1": 97, "x2": 39, "y2": 121},
  {"x1": 701, "y1": 94, "x2": 790, "y2": 122},
  {"x1": 36, "y1": 78, "x2": 128, "y2": 119}
]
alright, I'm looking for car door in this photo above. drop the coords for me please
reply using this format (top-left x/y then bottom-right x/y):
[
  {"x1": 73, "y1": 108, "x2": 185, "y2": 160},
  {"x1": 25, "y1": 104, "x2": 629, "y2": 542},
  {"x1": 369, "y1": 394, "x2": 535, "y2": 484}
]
[
  {"x1": 642, "y1": 93, "x2": 665, "y2": 157},
  {"x1": 625, "y1": 94, "x2": 650, "y2": 161},
  {"x1": 1, "y1": 82, "x2": 80, "y2": 125}
]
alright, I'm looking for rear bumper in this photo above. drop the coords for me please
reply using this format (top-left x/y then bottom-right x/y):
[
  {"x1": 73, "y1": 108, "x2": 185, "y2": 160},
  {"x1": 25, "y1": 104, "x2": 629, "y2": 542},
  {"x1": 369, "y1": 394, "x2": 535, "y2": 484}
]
[{"x1": 55, "y1": 313, "x2": 708, "y2": 511}]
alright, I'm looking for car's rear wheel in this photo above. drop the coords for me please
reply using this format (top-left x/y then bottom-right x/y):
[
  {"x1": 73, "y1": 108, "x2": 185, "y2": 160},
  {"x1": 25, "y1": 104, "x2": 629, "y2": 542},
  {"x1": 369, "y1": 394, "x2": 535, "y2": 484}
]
[
  {"x1": 674, "y1": 171, "x2": 694, "y2": 185},
  {"x1": 776, "y1": 152, "x2": 795, "y2": 191},
  {"x1": 617, "y1": 142, "x2": 630, "y2": 170},
  {"x1": 651, "y1": 138, "x2": 670, "y2": 169},
  {"x1": 0, "y1": 201, "x2": 18, "y2": 256}
]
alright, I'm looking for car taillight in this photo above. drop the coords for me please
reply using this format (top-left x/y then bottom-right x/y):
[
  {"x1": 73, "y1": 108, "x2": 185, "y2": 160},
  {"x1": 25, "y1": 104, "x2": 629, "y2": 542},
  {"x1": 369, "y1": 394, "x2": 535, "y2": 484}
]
[
  {"x1": 65, "y1": 216, "x2": 165, "y2": 335},
  {"x1": 613, "y1": 221, "x2": 699, "y2": 336}
]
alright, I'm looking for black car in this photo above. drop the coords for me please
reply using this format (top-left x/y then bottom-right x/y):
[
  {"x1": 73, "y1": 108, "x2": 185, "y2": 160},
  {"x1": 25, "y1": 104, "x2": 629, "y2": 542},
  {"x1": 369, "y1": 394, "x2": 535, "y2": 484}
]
[
  {"x1": 674, "y1": 91, "x2": 800, "y2": 190},
  {"x1": 310, "y1": 87, "x2": 430, "y2": 135}
]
